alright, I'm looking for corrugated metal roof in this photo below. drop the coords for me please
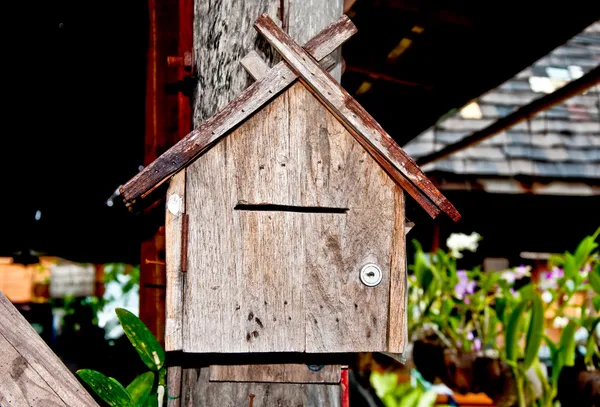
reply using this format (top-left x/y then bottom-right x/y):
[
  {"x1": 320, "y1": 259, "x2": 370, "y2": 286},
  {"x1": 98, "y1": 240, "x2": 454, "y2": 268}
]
[{"x1": 404, "y1": 21, "x2": 600, "y2": 187}]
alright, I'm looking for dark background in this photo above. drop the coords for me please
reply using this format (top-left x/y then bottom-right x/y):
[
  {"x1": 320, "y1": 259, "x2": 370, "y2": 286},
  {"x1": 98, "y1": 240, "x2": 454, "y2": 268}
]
[{"x1": 1, "y1": 0, "x2": 599, "y2": 264}]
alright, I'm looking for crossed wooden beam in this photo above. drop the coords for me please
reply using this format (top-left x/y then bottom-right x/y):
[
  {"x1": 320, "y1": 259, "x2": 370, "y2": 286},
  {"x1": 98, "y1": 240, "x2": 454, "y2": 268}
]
[{"x1": 120, "y1": 14, "x2": 460, "y2": 222}]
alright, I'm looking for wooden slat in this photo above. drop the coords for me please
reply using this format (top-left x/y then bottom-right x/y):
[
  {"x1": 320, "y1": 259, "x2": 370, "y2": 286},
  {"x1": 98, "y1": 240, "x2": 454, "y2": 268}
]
[
  {"x1": 182, "y1": 368, "x2": 341, "y2": 406},
  {"x1": 241, "y1": 51, "x2": 270, "y2": 80},
  {"x1": 0, "y1": 290, "x2": 98, "y2": 406},
  {"x1": 120, "y1": 15, "x2": 357, "y2": 208},
  {"x1": 387, "y1": 186, "x2": 407, "y2": 353},
  {"x1": 0, "y1": 334, "x2": 67, "y2": 406},
  {"x1": 165, "y1": 170, "x2": 186, "y2": 352},
  {"x1": 254, "y1": 14, "x2": 461, "y2": 222},
  {"x1": 242, "y1": 50, "x2": 338, "y2": 81},
  {"x1": 209, "y1": 364, "x2": 340, "y2": 383},
  {"x1": 167, "y1": 366, "x2": 183, "y2": 407}
]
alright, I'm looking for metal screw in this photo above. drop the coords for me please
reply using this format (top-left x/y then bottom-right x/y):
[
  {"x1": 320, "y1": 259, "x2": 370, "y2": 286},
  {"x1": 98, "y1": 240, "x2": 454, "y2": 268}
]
[{"x1": 360, "y1": 263, "x2": 382, "y2": 287}]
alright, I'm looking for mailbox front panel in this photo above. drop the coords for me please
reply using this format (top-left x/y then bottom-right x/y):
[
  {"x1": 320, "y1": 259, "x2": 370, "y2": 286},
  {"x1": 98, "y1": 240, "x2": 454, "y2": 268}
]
[{"x1": 182, "y1": 83, "x2": 406, "y2": 353}]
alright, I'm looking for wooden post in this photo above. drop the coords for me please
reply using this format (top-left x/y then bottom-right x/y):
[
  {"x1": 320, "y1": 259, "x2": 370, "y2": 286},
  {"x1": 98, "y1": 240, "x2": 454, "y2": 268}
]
[
  {"x1": 177, "y1": 1, "x2": 345, "y2": 406},
  {"x1": 140, "y1": 0, "x2": 193, "y2": 342}
]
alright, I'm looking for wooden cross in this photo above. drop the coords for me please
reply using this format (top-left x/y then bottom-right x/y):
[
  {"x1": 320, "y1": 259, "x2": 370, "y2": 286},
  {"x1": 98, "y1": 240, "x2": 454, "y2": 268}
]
[{"x1": 120, "y1": 14, "x2": 459, "y2": 222}]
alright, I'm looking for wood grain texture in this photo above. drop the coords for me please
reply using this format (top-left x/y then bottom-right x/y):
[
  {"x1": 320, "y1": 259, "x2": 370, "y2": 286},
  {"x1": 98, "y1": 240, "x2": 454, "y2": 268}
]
[
  {"x1": 120, "y1": 15, "x2": 356, "y2": 208},
  {"x1": 0, "y1": 290, "x2": 98, "y2": 407},
  {"x1": 182, "y1": 369, "x2": 341, "y2": 406},
  {"x1": 241, "y1": 51, "x2": 270, "y2": 80},
  {"x1": 209, "y1": 364, "x2": 340, "y2": 383},
  {"x1": 165, "y1": 170, "x2": 186, "y2": 351},
  {"x1": 242, "y1": 50, "x2": 338, "y2": 82},
  {"x1": 387, "y1": 187, "x2": 407, "y2": 353},
  {"x1": 287, "y1": 0, "x2": 343, "y2": 81},
  {"x1": 193, "y1": 1, "x2": 281, "y2": 124},
  {"x1": 167, "y1": 366, "x2": 183, "y2": 407},
  {"x1": 179, "y1": 3, "x2": 347, "y2": 403},
  {"x1": 183, "y1": 83, "x2": 399, "y2": 353},
  {"x1": 254, "y1": 14, "x2": 461, "y2": 222}
]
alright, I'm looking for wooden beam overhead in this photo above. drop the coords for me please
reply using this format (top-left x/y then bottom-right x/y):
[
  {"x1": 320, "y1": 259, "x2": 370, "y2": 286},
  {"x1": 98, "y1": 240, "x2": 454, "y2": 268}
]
[{"x1": 344, "y1": 65, "x2": 432, "y2": 89}]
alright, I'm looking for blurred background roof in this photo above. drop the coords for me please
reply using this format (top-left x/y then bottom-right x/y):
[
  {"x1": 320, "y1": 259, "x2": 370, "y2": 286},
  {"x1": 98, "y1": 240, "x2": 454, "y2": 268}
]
[
  {"x1": 1, "y1": 0, "x2": 599, "y2": 263},
  {"x1": 403, "y1": 22, "x2": 600, "y2": 195}
]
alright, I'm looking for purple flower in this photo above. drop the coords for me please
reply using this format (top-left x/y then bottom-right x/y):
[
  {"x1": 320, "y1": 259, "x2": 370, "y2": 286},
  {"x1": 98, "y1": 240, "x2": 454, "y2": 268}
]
[
  {"x1": 544, "y1": 267, "x2": 564, "y2": 281},
  {"x1": 552, "y1": 267, "x2": 564, "y2": 279},
  {"x1": 455, "y1": 270, "x2": 476, "y2": 299},
  {"x1": 474, "y1": 338, "x2": 482, "y2": 351},
  {"x1": 466, "y1": 331, "x2": 475, "y2": 341},
  {"x1": 581, "y1": 264, "x2": 592, "y2": 274},
  {"x1": 514, "y1": 265, "x2": 531, "y2": 279}
]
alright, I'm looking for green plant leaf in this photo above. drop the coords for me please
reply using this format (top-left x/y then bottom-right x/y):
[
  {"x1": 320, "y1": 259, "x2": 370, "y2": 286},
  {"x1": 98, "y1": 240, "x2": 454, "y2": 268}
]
[
  {"x1": 77, "y1": 369, "x2": 133, "y2": 407},
  {"x1": 144, "y1": 393, "x2": 158, "y2": 407},
  {"x1": 563, "y1": 254, "x2": 577, "y2": 280},
  {"x1": 559, "y1": 321, "x2": 577, "y2": 367},
  {"x1": 495, "y1": 297, "x2": 507, "y2": 324},
  {"x1": 126, "y1": 372, "x2": 155, "y2": 406},
  {"x1": 590, "y1": 263, "x2": 600, "y2": 295},
  {"x1": 416, "y1": 390, "x2": 438, "y2": 407},
  {"x1": 505, "y1": 300, "x2": 528, "y2": 363},
  {"x1": 593, "y1": 295, "x2": 600, "y2": 313},
  {"x1": 551, "y1": 349, "x2": 564, "y2": 390},
  {"x1": 544, "y1": 335, "x2": 557, "y2": 358},
  {"x1": 370, "y1": 371, "x2": 399, "y2": 399},
  {"x1": 574, "y1": 230, "x2": 599, "y2": 269},
  {"x1": 523, "y1": 292, "x2": 544, "y2": 369},
  {"x1": 398, "y1": 387, "x2": 422, "y2": 407},
  {"x1": 585, "y1": 331, "x2": 598, "y2": 368},
  {"x1": 116, "y1": 308, "x2": 165, "y2": 371}
]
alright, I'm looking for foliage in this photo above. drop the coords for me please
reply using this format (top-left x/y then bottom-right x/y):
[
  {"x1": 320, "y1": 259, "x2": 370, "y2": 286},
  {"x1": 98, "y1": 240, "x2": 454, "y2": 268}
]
[
  {"x1": 77, "y1": 308, "x2": 167, "y2": 407},
  {"x1": 50, "y1": 263, "x2": 139, "y2": 333},
  {"x1": 396, "y1": 227, "x2": 600, "y2": 407},
  {"x1": 370, "y1": 371, "x2": 438, "y2": 407}
]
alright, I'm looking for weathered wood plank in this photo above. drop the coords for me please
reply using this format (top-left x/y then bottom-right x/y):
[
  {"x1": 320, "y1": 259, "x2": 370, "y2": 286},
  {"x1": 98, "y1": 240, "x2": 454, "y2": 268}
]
[
  {"x1": 165, "y1": 170, "x2": 186, "y2": 352},
  {"x1": 254, "y1": 14, "x2": 461, "y2": 222},
  {"x1": 167, "y1": 366, "x2": 183, "y2": 407},
  {"x1": 209, "y1": 364, "x2": 340, "y2": 383},
  {"x1": 241, "y1": 51, "x2": 270, "y2": 80},
  {"x1": 0, "y1": 334, "x2": 66, "y2": 407},
  {"x1": 120, "y1": 15, "x2": 357, "y2": 208},
  {"x1": 0, "y1": 290, "x2": 98, "y2": 406},
  {"x1": 287, "y1": 0, "x2": 344, "y2": 81},
  {"x1": 183, "y1": 82, "x2": 398, "y2": 353},
  {"x1": 183, "y1": 368, "x2": 341, "y2": 406},
  {"x1": 287, "y1": 85, "x2": 396, "y2": 352},
  {"x1": 387, "y1": 187, "x2": 407, "y2": 353},
  {"x1": 242, "y1": 50, "x2": 338, "y2": 82}
]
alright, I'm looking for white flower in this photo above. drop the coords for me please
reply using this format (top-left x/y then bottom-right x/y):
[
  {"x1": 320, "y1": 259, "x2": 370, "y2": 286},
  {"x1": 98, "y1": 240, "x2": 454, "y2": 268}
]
[
  {"x1": 553, "y1": 316, "x2": 569, "y2": 329},
  {"x1": 541, "y1": 291, "x2": 553, "y2": 303},
  {"x1": 446, "y1": 232, "x2": 482, "y2": 258},
  {"x1": 565, "y1": 280, "x2": 575, "y2": 292},
  {"x1": 501, "y1": 271, "x2": 516, "y2": 285},
  {"x1": 514, "y1": 265, "x2": 531, "y2": 279}
]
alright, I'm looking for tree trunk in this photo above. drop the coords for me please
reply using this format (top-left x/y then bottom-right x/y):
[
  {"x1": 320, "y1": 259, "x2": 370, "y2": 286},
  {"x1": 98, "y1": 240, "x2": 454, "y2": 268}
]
[{"x1": 178, "y1": 1, "x2": 344, "y2": 406}]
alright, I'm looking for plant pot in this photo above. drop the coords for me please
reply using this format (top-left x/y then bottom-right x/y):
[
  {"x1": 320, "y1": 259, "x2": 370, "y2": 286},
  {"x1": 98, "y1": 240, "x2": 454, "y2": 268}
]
[{"x1": 558, "y1": 366, "x2": 600, "y2": 407}]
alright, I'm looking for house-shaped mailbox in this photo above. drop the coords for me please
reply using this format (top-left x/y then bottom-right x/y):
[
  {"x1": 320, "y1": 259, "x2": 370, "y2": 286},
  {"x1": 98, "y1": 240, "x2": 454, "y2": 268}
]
[{"x1": 120, "y1": 14, "x2": 460, "y2": 356}]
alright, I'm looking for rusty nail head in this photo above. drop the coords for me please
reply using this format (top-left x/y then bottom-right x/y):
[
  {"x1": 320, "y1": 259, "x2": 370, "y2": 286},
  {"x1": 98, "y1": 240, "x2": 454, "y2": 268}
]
[{"x1": 360, "y1": 263, "x2": 382, "y2": 287}]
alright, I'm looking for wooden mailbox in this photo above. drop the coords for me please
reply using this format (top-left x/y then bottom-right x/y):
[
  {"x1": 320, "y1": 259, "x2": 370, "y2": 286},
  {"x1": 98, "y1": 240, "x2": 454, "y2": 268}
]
[{"x1": 120, "y1": 11, "x2": 459, "y2": 371}]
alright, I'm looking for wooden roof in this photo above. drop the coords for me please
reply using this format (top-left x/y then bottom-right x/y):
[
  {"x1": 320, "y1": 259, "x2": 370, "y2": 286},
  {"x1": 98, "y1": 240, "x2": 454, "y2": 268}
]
[{"x1": 120, "y1": 15, "x2": 460, "y2": 221}]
